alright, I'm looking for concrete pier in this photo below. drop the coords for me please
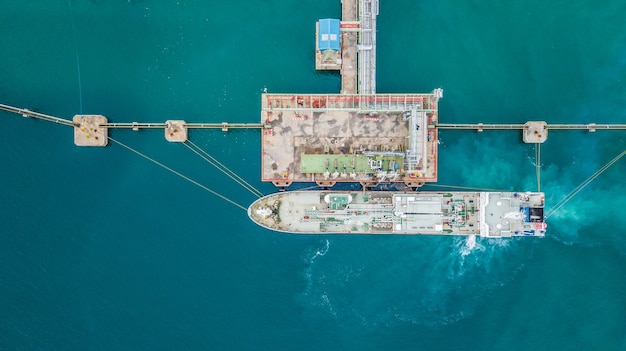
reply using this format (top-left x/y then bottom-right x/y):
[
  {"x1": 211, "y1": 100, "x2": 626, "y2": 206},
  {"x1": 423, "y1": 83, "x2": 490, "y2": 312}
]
[
  {"x1": 357, "y1": 0, "x2": 378, "y2": 94},
  {"x1": 337, "y1": 0, "x2": 378, "y2": 94},
  {"x1": 265, "y1": 0, "x2": 433, "y2": 188},
  {"x1": 260, "y1": 93, "x2": 442, "y2": 187},
  {"x1": 340, "y1": 0, "x2": 358, "y2": 94}
]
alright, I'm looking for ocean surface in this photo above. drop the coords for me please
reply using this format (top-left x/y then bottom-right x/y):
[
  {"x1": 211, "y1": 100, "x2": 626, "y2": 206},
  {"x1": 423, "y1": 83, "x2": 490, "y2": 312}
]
[{"x1": 1, "y1": 1, "x2": 625, "y2": 350}]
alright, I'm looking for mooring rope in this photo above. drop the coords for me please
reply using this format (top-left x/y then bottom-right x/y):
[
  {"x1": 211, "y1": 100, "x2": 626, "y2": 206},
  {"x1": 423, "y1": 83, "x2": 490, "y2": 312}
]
[
  {"x1": 67, "y1": 0, "x2": 83, "y2": 114},
  {"x1": 546, "y1": 149, "x2": 626, "y2": 219},
  {"x1": 108, "y1": 136, "x2": 247, "y2": 211},
  {"x1": 183, "y1": 140, "x2": 264, "y2": 197}
]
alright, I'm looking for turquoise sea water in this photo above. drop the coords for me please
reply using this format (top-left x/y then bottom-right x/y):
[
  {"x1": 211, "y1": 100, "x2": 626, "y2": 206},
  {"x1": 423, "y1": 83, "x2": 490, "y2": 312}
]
[{"x1": 1, "y1": 1, "x2": 625, "y2": 350}]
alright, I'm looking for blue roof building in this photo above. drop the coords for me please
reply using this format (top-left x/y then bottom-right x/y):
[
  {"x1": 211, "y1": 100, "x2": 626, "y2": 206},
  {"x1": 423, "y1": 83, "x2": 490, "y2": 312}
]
[{"x1": 318, "y1": 19, "x2": 340, "y2": 51}]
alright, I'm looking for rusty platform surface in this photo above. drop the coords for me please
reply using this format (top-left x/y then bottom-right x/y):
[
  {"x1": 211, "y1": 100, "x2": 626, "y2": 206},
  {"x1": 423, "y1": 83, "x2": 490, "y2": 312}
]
[{"x1": 261, "y1": 93, "x2": 440, "y2": 188}]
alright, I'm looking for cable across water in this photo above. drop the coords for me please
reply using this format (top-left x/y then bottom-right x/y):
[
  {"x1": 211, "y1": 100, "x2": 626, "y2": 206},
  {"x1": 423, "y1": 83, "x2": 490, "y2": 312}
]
[
  {"x1": 183, "y1": 140, "x2": 264, "y2": 198},
  {"x1": 423, "y1": 184, "x2": 511, "y2": 192},
  {"x1": 107, "y1": 136, "x2": 247, "y2": 211},
  {"x1": 67, "y1": 0, "x2": 83, "y2": 114},
  {"x1": 535, "y1": 143, "x2": 541, "y2": 192},
  {"x1": 546, "y1": 149, "x2": 626, "y2": 219}
]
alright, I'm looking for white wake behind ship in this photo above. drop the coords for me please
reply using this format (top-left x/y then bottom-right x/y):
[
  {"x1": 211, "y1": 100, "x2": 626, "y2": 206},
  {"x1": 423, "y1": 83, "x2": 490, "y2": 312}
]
[{"x1": 248, "y1": 191, "x2": 546, "y2": 237}]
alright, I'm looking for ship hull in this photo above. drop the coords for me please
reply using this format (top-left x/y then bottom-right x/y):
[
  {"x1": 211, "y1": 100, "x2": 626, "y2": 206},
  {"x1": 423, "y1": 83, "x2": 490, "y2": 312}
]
[{"x1": 248, "y1": 190, "x2": 546, "y2": 237}]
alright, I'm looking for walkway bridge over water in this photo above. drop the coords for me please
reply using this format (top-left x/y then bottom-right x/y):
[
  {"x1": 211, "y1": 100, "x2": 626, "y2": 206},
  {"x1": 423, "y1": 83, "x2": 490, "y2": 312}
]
[
  {"x1": 0, "y1": 104, "x2": 264, "y2": 131},
  {"x1": 437, "y1": 123, "x2": 626, "y2": 132},
  {"x1": 6, "y1": 102, "x2": 623, "y2": 135},
  {"x1": 4, "y1": 102, "x2": 625, "y2": 146}
]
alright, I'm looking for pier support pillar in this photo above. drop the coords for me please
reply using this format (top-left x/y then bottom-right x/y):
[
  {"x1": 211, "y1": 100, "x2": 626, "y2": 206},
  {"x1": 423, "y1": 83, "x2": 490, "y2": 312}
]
[
  {"x1": 523, "y1": 121, "x2": 548, "y2": 143},
  {"x1": 165, "y1": 120, "x2": 187, "y2": 142}
]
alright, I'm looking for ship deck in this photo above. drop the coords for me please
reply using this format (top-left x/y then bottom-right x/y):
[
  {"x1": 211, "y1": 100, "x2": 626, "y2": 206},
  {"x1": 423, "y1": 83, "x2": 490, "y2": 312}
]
[{"x1": 248, "y1": 191, "x2": 546, "y2": 237}]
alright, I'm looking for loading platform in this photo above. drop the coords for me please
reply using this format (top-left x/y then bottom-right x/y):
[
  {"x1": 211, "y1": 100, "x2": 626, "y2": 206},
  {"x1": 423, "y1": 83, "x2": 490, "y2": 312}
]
[{"x1": 261, "y1": 92, "x2": 442, "y2": 188}]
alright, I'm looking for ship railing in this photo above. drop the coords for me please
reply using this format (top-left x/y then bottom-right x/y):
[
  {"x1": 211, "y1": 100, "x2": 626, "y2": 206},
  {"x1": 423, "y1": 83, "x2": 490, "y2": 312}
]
[
  {"x1": 315, "y1": 206, "x2": 394, "y2": 218},
  {"x1": 345, "y1": 204, "x2": 395, "y2": 211}
]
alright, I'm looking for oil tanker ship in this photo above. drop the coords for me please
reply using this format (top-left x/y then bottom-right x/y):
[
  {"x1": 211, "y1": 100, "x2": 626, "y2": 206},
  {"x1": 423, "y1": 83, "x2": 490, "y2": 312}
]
[{"x1": 248, "y1": 191, "x2": 546, "y2": 237}]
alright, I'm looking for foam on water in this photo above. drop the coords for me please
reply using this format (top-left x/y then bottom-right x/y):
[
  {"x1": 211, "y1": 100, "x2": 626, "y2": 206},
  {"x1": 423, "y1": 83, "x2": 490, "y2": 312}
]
[
  {"x1": 459, "y1": 235, "x2": 478, "y2": 257},
  {"x1": 298, "y1": 236, "x2": 534, "y2": 329},
  {"x1": 66, "y1": 0, "x2": 83, "y2": 114},
  {"x1": 301, "y1": 239, "x2": 331, "y2": 297}
]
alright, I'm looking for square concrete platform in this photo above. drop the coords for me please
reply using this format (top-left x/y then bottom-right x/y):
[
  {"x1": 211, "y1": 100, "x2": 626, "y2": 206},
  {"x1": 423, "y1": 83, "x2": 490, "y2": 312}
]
[
  {"x1": 523, "y1": 121, "x2": 548, "y2": 143},
  {"x1": 165, "y1": 120, "x2": 187, "y2": 142},
  {"x1": 74, "y1": 115, "x2": 108, "y2": 146}
]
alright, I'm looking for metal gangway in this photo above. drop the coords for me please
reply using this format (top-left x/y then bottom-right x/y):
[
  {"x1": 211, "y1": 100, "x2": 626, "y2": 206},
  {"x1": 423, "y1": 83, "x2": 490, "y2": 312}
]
[
  {"x1": 357, "y1": 0, "x2": 378, "y2": 95},
  {"x1": 0, "y1": 103, "x2": 263, "y2": 130},
  {"x1": 103, "y1": 122, "x2": 264, "y2": 130},
  {"x1": 0, "y1": 103, "x2": 75, "y2": 127},
  {"x1": 436, "y1": 123, "x2": 626, "y2": 131}
]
